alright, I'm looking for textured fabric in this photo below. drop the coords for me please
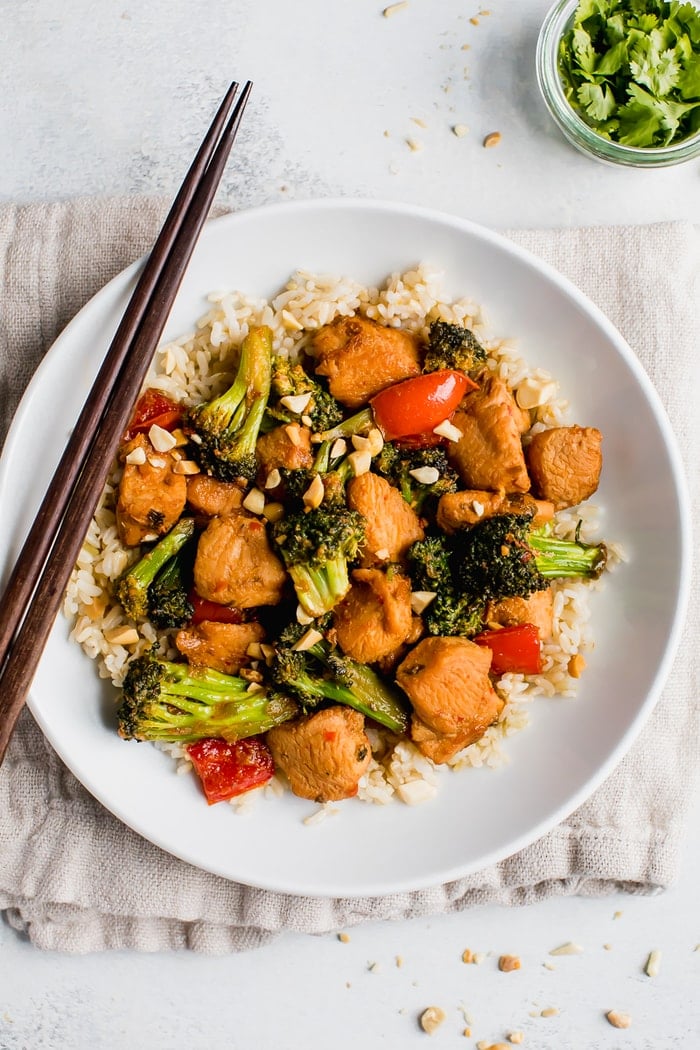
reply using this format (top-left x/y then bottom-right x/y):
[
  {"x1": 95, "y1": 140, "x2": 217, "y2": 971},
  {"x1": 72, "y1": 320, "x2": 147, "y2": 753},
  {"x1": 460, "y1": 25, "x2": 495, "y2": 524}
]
[{"x1": 0, "y1": 199, "x2": 698, "y2": 954}]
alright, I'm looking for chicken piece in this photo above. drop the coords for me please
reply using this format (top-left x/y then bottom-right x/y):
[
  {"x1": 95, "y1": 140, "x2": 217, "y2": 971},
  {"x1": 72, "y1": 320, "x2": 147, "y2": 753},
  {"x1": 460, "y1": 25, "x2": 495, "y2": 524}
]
[
  {"x1": 375, "y1": 615, "x2": 425, "y2": 676},
  {"x1": 313, "y1": 315, "x2": 421, "y2": 409},
  {"x1": 194, "y1": 512, "x2": 287, "y2": 607},
  {"x1": 186, "y1": 474, "x2": 244, "y2": 517},
  {"x1": 410, "y1": 690, "x2": 501, "y2": 764},
  {"x1": 333, "y1": 567, "x2": 413, "y2": 664},
  {"x1": 266, "y1": 706, "x2": 371, "y2": 803},
  {"x1": 396, "y1": 636, "x2": 504, "y2": 763},
  {"x1": 486, "y1": 588, "x2": 554, "y2": 641},
  {"x1": 116, "y1": 434, "x2": 187, "y2": 547},
  {"x1": 447, "y1": 372, "x2": 530, "y2": 493},
  {"x1": 437, "y1": 490, "x2": 554, "y2": 533},
  {"x1": 525, "y1": 425, "x2": 602, "y2": 510},
  {"x1": 347, "y1": 472, "x2": 424, "y2": 566},
  {"x1": 256, "y1": 423, "x2": 313, "y2": 484},
  {"x1": 175, "y1": 621, "x2": 265, "y2": 675}
]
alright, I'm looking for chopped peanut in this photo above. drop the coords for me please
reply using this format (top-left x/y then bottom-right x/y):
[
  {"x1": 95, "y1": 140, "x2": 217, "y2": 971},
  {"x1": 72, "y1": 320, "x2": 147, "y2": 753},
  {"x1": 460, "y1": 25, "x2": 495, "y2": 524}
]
[
  {"x1": 419, "y1": 1007, "x2": 446, "y2": 1034},
  {"x1": 606, "y1": 1011, "x2": 631, "y2": 1029},
  {"x1": 498, "y1": 954, "x2": 521, "y2": 972}
]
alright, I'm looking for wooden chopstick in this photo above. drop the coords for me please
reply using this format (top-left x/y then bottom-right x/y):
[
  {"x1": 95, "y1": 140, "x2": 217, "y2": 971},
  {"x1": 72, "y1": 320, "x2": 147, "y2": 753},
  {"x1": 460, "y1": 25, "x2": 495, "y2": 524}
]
[{"x1": 0, "y1": 80, "x2": 253, "y2": 765}]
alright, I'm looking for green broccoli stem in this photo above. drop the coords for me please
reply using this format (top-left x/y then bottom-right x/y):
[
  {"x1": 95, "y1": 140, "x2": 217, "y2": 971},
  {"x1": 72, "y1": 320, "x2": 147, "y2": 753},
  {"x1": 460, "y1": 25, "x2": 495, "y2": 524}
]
[
  {"x1": 529, "y1": 531, "x2": 607, "y2": 580},
  {"x1": 116, "y1": 518, "x2": 196, "y2": 620},
  {"x1": 317, "y1": 406, "x2": 373, "y2": 442},
  {"x1": 313, "y1": 439, "x2": 332, "y2": 473},
  {"x1": 288, "y1": 555, "x2": 351, "y2": 618},
  {"x1": 311, "y1": 646, "x2": 408, "y2": 734}
]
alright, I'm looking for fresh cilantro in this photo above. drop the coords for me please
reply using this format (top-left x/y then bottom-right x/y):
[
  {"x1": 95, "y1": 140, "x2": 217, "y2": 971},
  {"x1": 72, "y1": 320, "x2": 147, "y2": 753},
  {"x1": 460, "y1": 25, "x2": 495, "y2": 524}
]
[{"x1": 557, "y1": 0, "x2": 700, "y2": 147}]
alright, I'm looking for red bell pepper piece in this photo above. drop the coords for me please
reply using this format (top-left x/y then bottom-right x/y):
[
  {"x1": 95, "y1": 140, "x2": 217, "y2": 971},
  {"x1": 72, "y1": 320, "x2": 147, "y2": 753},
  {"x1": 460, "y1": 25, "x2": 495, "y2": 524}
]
[
  {"x1": 369, "y1": 369, "x2": 475, "y2": 441},
  {"x1": 188, "y1": 590, "x2": 245, "y2": 626},
  {"x1": 186, "y1": 736, "x2": 274, "y2": 804},
  {"x1": 473, "y1": 623, "x2": 543, "y2": 676},
  {"x1": 125, "y1": 389, "x2": 184, "y2": 440}
]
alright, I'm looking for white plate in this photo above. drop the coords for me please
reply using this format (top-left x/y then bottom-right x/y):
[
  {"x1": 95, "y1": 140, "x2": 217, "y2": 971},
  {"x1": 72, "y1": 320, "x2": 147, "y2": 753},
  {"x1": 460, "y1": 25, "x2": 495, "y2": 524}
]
[{"x1": 0, "y1": 200, "x2": 690, "y2": 897}]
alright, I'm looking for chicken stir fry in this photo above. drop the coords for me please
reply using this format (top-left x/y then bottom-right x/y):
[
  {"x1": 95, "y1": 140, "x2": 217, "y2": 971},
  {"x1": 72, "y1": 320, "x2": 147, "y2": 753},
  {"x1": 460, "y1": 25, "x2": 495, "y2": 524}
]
[{"x1": 112, "y1": 316, "x2": 607, "y2": 806}]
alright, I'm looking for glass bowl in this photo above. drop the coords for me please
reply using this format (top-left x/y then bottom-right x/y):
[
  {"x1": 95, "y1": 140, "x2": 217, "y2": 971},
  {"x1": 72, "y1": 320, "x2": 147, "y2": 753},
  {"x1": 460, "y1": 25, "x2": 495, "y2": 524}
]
[{"x1": 536, "y1": 0, "x2": 700, "y2": 168}]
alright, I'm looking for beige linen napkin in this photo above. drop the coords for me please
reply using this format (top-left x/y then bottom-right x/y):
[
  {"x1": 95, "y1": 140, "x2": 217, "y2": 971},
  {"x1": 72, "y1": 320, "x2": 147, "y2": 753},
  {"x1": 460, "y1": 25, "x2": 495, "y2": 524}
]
[{"x1": 0, "y1": 199, "x2": 698, "y2": 953}]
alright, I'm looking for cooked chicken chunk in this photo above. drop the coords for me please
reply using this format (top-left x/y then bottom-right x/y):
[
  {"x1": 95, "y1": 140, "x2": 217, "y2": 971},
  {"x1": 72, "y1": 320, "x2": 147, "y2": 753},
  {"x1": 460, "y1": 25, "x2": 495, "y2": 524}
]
[
  {"x1": 313, "y1": 315, "x2": 421, "y2": 409},
  {"x1": 525, "y1": 425, "x2": 602, "y2": 509},
  {"x1": 186, "y1": 475, "x2": 244, "y2": 517},
  {"x1": 256, "y1": 423, "x2": 313, "y2": 483},
  {"x1": 347, "y1": 472, "x2": 424, "y2": 566},
  {"x1": 266, "y1": 706, "x2": 371, "y2": 803},
  {"x1": 447, "y1": 372, "x2": 530, "y2": 493},
  {"x1": 437, "y1": 490, "x2": 554, "y2": 533},
  {"x1": 486, "y1": 588, "x2": 554, "y2": 641},
  {"x1": 375, "y1": 615, "x2": 425, "y2": 676},
  {"x1": 333, "y1": 568, "x2": 413, "y2": 664},
  {"x1": 175, "y1": 621, "x2": 266, "y2": 675},
  {"x1": 116, "y1": 434, "x2": 187, "y2": 547},
  {"x1": 194, "y1": 512, "x2": 287, "y2": 607},
  {"x1": 396, "y1": 636, "x2": 503, "y2": 763}
]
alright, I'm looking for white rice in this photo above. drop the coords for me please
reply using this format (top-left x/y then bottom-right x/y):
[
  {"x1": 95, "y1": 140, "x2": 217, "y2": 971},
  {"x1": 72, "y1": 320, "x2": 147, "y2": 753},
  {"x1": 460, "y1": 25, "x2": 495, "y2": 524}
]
[{"x1": 63, "y1": 264, "x2": 616, "y2": 809}]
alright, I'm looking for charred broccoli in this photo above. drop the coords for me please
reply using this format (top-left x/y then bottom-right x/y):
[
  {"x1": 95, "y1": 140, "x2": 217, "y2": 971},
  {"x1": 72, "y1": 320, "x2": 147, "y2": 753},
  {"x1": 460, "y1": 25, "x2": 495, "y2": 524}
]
[
  {"x1": 424, "y1": 320, "x2": 487, "y2": 377},
  {"x1": 407, "y1": 534, "x2": 486, "y2": 638},
  {"x1": 147, "y1": 545, "x2": 195, "y2": 630},
  {"x1": 457, "y1": 513, "x2": 607, "y2": 601},
  {"x1": 117, "y1": 650, "x2": 298, "y2": 744},
  {"x1": 187, "y1": 325, "x2": 272, "y2": 483},
  {"x1": 116, "y1": 518, "x2": 196, "y2": 622},
  {"x1": 271, "y1": 621, "x2": 408, "y2": 733},
  {"x1": 374, "y1": 442, "x2": 458, "y2": 514},
  {"x1": 266, "y1": 356, "x2": 344, "y2": 434},
  {"x1": 271, "y1": 506, "x2": 365, "y2": 618}
]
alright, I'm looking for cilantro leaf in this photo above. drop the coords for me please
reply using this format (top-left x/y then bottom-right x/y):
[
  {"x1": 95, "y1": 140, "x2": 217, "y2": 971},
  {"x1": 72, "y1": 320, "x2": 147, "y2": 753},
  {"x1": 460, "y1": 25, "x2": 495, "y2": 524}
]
[{"x1": 578, "y1": 81, "x2": 618, "y2": 120}]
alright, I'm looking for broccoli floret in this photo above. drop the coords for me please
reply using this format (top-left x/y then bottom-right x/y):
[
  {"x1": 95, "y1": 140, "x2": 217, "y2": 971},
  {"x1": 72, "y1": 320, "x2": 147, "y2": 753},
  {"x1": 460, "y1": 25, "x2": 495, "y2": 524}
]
[
  {"x1": 374, "y1": 442, "x2": 458, "y2": 514},
  {"x1": 117, "y1": 650, "x2": 298, "y2": 744},
  {"x1": 187, "y1": 325, "x2": 273, "y2": 482},
  {"x1": 424, "y1": 320, "x2": 487, "y2": 376},
  {"x1": 271, "y1": 621, "x2": 408, "y2": 733},
  {"x1": 271, "y1": 506, "x2": 365, "y2": 617},
  {"x1": 116, "y1": 518, "x2": 196, "y2": 621},
  {"x1": 457, "y1": 513, "x2": 607, "y2": 601},
  {"x1": 266, "y1": 357, "x2": 344, "y2": 433},
  {"x1": 316, "y1": 406, "x2": 374, "y2": 443},
  {"x1": 147, "y1": 545, "x2": 195, "y2": 629},
  {"x1": 407, "y1": 534, "x2": 486, "y2": 638}
]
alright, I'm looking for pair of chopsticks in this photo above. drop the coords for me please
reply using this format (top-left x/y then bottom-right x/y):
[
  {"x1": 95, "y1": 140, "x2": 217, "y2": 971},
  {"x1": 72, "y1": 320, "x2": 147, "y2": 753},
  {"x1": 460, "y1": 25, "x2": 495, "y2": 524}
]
[{"x1": 0, "y1": 80, "x2": 253, "y2": 766}]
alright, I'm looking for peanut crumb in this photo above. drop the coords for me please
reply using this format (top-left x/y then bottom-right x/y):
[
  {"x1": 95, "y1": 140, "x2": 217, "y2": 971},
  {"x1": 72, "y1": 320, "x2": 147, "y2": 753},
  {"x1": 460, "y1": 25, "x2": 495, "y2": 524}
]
[
  {"x1": 337, "y1": 932, "x2": 350, "y2": 943},
  {"x1": 480, "y1": 8, "x2": 492, "y2": 14},
  {"x1": 498, "y1": 954, "x2": 521, "y2": 972},
  {"x1": 543, "y1": 961, "x2": 556, "y2": 971},
  {"x1": 567, "y1": 653, "x2": 586, "y2": 678},
  {"x1": 603, "y1": 943, "x2": 613, "y2": 951},
  {"x1": 412, "y1": 117, "x2": 428, "y2": 128},
  {"x1": 453, "y1": 123, "x2": 469, "y2": 137},
  {"x1": 473, "y1": 951, "x2": 486, "y2": 965},
  {"x1": 540, "y1": 1007, "x2": 558, "y2": 1018},
  {"x1": 383, "y1": 0, "x2": 408, "y2": 15},
  {"x1": 462, "y1": 43, "x2": 471, "y2": 49},
  {"x1": 463, "y1": 1029, "x2": 472, "y2": 1038},
  {"x1": 483, "y1": 131, "x2": 502, "y2": 148},
  {"x1": 419, "y1": 1006, "x2": 446, "y2": 1034},
  {"x1": 645, "y1": 949, "x2": 661, "y2": 977},
  {"x1": 508, "y1": 1034, "x2": 524, "y2": 1045},
  {"x1": 470, "y1": 16, "x2": 480, "y2": 25},
  {"x1": 368, "y1": 961, "x2": 381, "y2": 973},
  {"x1": 606, "y1": 1011, "x2": 631, "y2": 1029},
  {"x1": 462, "y1": 948, "x2": 475, "y2": 963},
  {"x1": 549, "y1": 941, "x2": 583, "y2": 956},
  {"x1": 406, "y1": 137, "x2": 424, "y2": 152},
  {"x1": 613, "y1": 910, "x2": 623, "y2": 919},
  {"x1": 396, "y1": 955, "x2": 404, "y2": 968}
]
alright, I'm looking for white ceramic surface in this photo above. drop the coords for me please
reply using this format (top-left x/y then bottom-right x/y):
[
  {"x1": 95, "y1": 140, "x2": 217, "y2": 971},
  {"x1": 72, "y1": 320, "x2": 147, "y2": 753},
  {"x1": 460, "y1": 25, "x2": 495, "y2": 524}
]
[{"x1": 0, "y1": 199, "x2": 690, "y2": 897}]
